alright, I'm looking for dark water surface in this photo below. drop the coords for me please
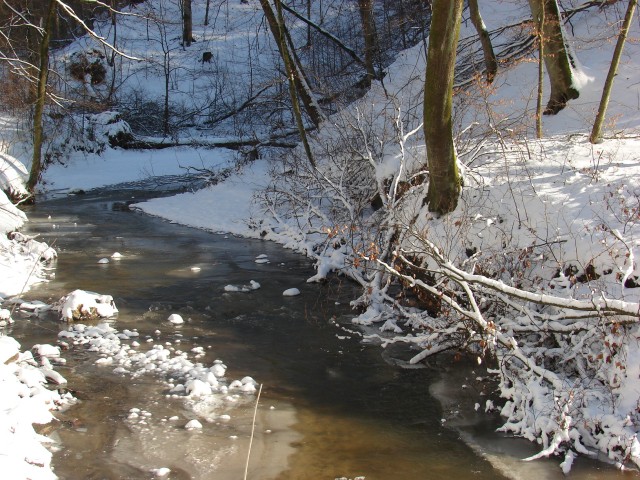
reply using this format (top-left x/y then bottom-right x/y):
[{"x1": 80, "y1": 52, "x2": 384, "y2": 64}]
[{"x1": 8, "y1": 189, "x2": 619, "y2": 479}]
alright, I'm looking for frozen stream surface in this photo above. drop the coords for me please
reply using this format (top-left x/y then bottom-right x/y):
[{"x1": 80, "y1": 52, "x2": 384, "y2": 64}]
[{"x1": 6, "y1": 188, "x2": 627, "y2": 480}]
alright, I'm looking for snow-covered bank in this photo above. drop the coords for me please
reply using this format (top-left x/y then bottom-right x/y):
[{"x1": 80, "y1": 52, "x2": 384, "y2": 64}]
[
  {"x1": 0, "y1": 335, "x2": 74, "y2": 480},
  {"x1": 0, "y1": 152, "x2": 57, "y2": 298},
  {"x1": 428, "y1": 360, "x2": 629, "y2": 480},
  {"x1": 1, "y1": 0, "x2": 639, "y2": 476},
  {"x1": 41, "y1": 145, "x2": 238, "y2": 194},
  {"x1": 136, "y1": 156, "x2": 271, "y2": 237},
  {"x1": 121, "y1": 3, "x2": 640, "y2": 474},
  {"x1": 1, "y1": 142, "x2": 67, "y2": 480}
]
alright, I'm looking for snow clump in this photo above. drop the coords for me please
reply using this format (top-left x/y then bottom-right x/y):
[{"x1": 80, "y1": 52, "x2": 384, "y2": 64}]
[
  {"x1": 224, "y1": 280, "x2": 260, "y2": 292},
  {"x1": 55, "y1": 289, "x2": 118, "y2": 321},
  {"x1": 58, "y1": 322, "x2": 259, "y2": 425}
]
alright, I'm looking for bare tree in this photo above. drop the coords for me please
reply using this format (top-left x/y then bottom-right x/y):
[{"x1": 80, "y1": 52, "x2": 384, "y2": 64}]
[
  {"x1": 148, "y1": 1, "x2": 179, "y2": 136},
  {"x1": 278, "y1": 2, "x2": 366, "y2": 69},
  {"x1": 273, "y1": 0, "x2": 314, "y2": 166},
  {"x1": 423, "y1": 0, "x2": 463, "y2": 215},
  {"x1": 1, "y1": 0, "x2": 138, "y2": 194}
]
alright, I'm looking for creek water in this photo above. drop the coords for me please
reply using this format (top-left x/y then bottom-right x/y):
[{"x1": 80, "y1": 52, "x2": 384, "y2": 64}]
[{"x1": 7, "y1": 188, "x2": 628, "y2": 479}]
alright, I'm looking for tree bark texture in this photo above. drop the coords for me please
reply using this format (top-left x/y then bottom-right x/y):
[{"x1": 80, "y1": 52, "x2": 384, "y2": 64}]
[
  {"x1": 535, "y1": 0, "x2": 545, "y2": 138},
  {"x1": 590, "y1": 0, "x2": 637, "y2": 143},
  {"x1": 204, "y1": 0, "x2": 211, "y2": 26},
  {"x1": 259, "y1": 0, "x2": 323, "y2": 127},
  {"x1": 182, "y1": 0, "x2": 193, "y2": 47},
  {"x1": 357, "y1": 0, "x2": 378, "y2": 83},
  {"x1": 27, "y1": 0, "x2": 56, "y2": 193},
  {"x1": 274, "y1": 0, "x2": 315, "y2": 166},
  {"x1": 528, "y1": 0, "x2": 579, "y2": 114},
  {"x1": 423, "y1": 0, "x2": 463, "y2": 215},
  {"x1": 468, "y1": 0, "x2": 497, "y2": 83}
]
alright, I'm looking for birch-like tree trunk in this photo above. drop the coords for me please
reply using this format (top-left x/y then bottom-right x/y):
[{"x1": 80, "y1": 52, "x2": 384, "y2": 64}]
[
  {"x1": 528, "y1": 0, "x2": 580, "y2": 114},
  {"x1": 423, "y1": 0, "x2": 463, "y2": 215}
]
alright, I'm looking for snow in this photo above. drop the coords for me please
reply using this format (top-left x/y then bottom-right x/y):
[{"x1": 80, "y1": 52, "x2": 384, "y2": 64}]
[
  {"x1": 0, "y1": 336, "x2": 20, "y2": 364},
  {"x1": 138, "y1": 157, "x2": 271, "y2": 237},
  {"x1": 167, "y1": 313, "x2": 184, "y2": 325},
  {"x1": 55, "y1": 289, "x2": 118, "y2": 322},
  {"x1": 150, "y1": 467, "x2": 171, "y2": 477},
  {"x1": 41, "y1": 146, "x2": 238, "y2": 194},
  {"x1": 184, "y1": 419, "x2": 203, "y2": 430},
  {"x1": 0, "y1": 151, "x2": 58, "y2": 298},
  {"x1": 0, "y1": 0, "x2": 639, "y2": 477},
  {"x1": 224, "y1": 280, "x2": 261, "y2": 293},
  {"x1": 0, "y1": 152, "x2": 28, "y2": 199},
  {"x1": 0, "y1": 337, "x2": 74, "y2": 480}
]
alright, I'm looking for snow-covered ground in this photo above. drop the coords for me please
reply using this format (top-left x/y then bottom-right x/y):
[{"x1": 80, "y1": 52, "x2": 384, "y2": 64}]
[
  {"x1": 1, "y1": 0, "x2": 640, "y2": 478},
  {"x1": 41, "y1": 145, "x2": 239, "y2": 194}
]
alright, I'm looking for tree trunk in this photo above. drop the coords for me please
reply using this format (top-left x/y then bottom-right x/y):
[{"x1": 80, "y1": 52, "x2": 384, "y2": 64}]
[
  {"x1": 107, "y1": 0, "x2": 118, "y2": 101},
  {"x1": 259, "y1": 0, "x2": 323, "y2": 127},
  {"x1": 27, "y1": 0, "x2": 56, "y2": 194},
  {"x1": 25, "y1": 10, "x2": 38, "y2": 104},
  {"x1": 590, "y1": 0, "x2": 637, "y2": 143},
  {"x1": 182, "y1": 0, "x2": 193, "y2": 47},
  {"x1": 306, "y1": 0, "x2": 311, "y2": 47},
  {"x1": 423, "y1": 0, "x2": 463, "y2": 215},
  {"x1": 535, "y1": 0, "x2": 545, "y2": 138},
  {"x1": 163, "y1": 46, "x2": 170, "y2": 136},
  {"x1": 274, "y1": 0, "x2": 315, "y2": 167},
  {"x1": 204, "y1": 0, "x2": 211, "y2": 26},
  {"x1": 528, "y1": 0, "x2": 579, "y2": 114},
  {"x1": 358, "y1": 0, "x2": 378, "y2": 83},
  {"x1": 468, "y1": 0, "x2": 497, "y2": 83}
]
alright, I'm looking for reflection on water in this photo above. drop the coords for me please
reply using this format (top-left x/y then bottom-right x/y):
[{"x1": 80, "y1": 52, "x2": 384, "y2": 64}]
[{"x1": 7, "y1": 190, "x2": 621, "y2": 479}]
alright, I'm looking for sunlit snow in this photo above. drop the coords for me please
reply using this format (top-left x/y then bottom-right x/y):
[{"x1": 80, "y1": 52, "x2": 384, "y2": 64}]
[{"x1": 0, "y1": 0, "x2": 638, "y2": 478}]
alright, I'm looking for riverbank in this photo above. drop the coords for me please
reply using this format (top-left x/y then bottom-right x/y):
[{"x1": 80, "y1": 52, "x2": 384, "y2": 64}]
[
  {"x1": 4, "y1": 192, "x2": 509, "y2": 479},
  {"x1": 430, "y1": 359, "x2": 633, "y2": 479}
]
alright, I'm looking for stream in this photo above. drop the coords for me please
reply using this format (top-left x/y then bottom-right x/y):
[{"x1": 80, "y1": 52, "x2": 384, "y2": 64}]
[{"x1": 6, "y1": 187, "x2": 629, "y2": 479}]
